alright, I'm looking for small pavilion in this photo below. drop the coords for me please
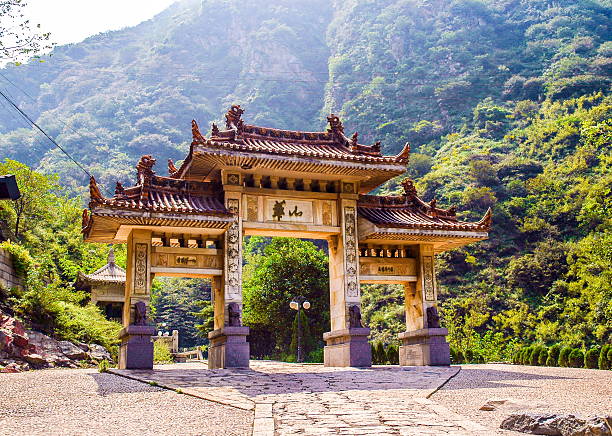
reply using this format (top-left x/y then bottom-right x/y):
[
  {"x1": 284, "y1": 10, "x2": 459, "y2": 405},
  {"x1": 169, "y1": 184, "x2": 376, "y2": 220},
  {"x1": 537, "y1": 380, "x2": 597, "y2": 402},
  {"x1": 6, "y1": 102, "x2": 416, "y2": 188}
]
[
  {"x1": 75, "y1": 248, "x2": 126, "y2": 323},
  {"x1": 82, "y1": 105, "x2": 490, "y2": 369}
]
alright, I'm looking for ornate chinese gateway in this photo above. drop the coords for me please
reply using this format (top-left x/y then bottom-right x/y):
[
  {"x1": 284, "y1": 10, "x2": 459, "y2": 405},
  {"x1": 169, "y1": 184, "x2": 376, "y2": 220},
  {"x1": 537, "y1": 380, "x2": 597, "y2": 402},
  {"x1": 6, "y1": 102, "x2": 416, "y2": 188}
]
[{"x1": 83, "y1": 105, "x2": 491, "y2": 369}]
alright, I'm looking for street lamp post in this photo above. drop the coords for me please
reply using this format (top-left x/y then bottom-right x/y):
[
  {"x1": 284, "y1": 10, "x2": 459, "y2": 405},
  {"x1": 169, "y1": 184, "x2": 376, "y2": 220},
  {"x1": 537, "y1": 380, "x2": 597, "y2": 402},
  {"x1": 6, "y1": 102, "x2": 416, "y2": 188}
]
[{"x1": 290, "y1": 296, "x2": 311, "y2": 363}]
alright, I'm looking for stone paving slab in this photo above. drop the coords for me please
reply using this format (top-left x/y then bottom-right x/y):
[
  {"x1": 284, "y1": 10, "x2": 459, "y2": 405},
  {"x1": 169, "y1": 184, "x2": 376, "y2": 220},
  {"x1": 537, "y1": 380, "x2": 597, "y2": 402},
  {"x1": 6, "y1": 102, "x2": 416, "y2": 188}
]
[{"x1": 111, "y1": 361, "x2": 492, "y2": 436}]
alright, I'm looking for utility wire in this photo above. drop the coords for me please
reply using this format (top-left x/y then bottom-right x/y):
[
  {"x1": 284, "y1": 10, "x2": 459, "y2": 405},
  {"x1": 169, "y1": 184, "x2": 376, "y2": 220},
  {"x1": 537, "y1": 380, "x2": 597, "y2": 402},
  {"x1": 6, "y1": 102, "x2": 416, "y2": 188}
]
[{"x1": 0, "y1": 88, "x2": 109, "y2": 194}]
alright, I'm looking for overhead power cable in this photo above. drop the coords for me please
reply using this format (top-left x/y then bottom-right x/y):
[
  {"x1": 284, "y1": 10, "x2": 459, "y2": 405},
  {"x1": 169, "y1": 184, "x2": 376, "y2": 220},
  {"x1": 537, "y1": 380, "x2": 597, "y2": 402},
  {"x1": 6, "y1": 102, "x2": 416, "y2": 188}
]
[{"x1": 0, "y1": 88, "x2": 108, "y2": 193}]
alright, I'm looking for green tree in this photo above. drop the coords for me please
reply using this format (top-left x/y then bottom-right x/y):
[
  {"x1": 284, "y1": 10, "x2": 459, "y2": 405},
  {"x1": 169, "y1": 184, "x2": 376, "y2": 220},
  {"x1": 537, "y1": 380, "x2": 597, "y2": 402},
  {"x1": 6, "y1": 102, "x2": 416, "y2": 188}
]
[
  {"x1": 0, "y1": 0, "x2": 52, "y2": 61},
  {"x1": 242, "y1": 237, "x2": 329, "y2": 357}
]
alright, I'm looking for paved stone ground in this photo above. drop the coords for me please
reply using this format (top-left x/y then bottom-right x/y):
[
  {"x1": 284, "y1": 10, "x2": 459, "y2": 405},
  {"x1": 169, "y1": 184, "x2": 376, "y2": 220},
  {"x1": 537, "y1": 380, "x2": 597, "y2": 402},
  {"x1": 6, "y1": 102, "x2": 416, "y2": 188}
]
[
  {"x1": 432, "y1": 364, "x2": 612, "y2": 434},
  {"x1": 0, "y1": 368, "x2": 252, "y2": 436},
  {"x1": 112, "y1": 361, "x2": 489, "y2": 435}
]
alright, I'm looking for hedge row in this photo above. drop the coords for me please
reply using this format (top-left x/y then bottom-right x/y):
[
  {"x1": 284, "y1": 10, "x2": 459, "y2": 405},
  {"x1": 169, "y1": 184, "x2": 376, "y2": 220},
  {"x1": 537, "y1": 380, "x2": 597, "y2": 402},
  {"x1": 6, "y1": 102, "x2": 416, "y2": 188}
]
[
  {"x1": 512, "y1": 344, "x2": 611, "y2": 370},
  {"x1": 371, "y1": 342, "x2": 399, "y2": 365}
]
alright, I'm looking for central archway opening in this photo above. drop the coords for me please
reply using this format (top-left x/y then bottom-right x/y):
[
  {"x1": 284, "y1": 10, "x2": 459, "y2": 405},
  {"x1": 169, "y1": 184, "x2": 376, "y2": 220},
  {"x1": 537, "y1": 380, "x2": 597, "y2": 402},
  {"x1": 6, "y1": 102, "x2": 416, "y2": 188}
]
[{"x1": 241, "y1": 236, "x2": 330, "y2": 363}]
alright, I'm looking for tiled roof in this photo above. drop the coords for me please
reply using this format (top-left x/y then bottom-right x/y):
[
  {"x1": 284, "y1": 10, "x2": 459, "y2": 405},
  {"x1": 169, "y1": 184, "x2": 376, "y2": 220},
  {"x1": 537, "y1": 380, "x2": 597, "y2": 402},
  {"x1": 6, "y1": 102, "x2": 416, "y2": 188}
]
[
  {"x1": 78, "y1": 249, "x2": 125, "y2": 284},
  {"x1": 358, "y1": 179, "x2": 491, "y2": 233},
  {"x1": 87, "y1": 155, "x2": 230, "y2": 217},
  {"x1": 185, "y1": 105, "x2": 410, "y2": 166}
]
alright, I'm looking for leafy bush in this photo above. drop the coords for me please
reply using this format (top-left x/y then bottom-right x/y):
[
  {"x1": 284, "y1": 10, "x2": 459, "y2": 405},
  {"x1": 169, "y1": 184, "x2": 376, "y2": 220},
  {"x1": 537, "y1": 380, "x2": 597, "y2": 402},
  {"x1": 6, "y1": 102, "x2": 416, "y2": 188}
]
[
  {"x1": 558, "y1": 347, "x2": 572, "y2": 367},
  {"x1": 546, "y1": 344, "x2": 561, "y2": 367},
  {"x1": 306, "y1": 348, "x2": 324, "y2": 363},
  {"x1": 607, "y1": 348, "x2": 612, "y2": 365},
  {"x1": 538, "y1": 346, "x2": 548, "y2": 366},
  {"x1": 98, "y1": 359, "x2": 109, "y2": 373},
  {"x1": 568, "y1": 349, "x2": 584, "y2": 368},
  {"x1": 584, "y1": 347, "x2": 600, "y2": 369},
  {"x1": 450, "y1": 347, "x2": 463, "y2": 364},
  {"x1": 598, "y1": 345, "x2": 611, "y2": 370},
  {"x1": 374, "y1": 342, "x2": 386, "y2": 365},
  {"x1": 153, "y1": 340, "x2": 174, "y2": 364},
  {"x1": 529, "y1": 346, "x2": 540, "y2": 366},
  {"x1": 386, "y1": 344, "x2": 399, "y2": 365}
]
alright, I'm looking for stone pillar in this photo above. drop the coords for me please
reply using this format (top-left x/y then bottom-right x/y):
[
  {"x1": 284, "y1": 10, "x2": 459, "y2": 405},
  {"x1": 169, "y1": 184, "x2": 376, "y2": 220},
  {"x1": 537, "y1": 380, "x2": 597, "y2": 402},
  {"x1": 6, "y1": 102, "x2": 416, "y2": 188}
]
[
  {"x1": 399, "y1": 244, "x2": 450, "y2": 366},
  {"x1": 324, "y1": 198, "x2": 371, "y2": 367},
  {"x1": 208, "y1": 189, "x2": 250, "y2": 369},
  {"x1": 119, "y1": 229, "x2": 154, "y2": 369}
]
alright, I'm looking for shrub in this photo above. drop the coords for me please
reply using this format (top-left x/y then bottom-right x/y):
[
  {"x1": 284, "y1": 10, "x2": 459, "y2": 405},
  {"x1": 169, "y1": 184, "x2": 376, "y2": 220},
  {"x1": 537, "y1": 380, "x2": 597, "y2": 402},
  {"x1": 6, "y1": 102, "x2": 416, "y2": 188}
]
[
  {"x1": 511, "y1": 348, "x2": 522, "y2": 364},
  {"x1": 520, "y1": 347, "x2": 530, "y2": 365},
  {"x1": 538, "y1": 346, "x2": 548, "y2": 366},
  {"x1": 546, "y1": 344, "x2": 561, "y2": 367},
  {"x1": 607, "y1": 347, "x2": 612, "y2": 364},
  {"x1": 568, "y1": 349, "x2": 584, "y2": 368},
  {"x1": 374, "y1": 342, "x2": 386, "y2": 364},
  {"x1": 98, "y1": 359, "x2": 109, "y2": 373},
  {"x1": 386, "y1": 344, "x2": 399, "y2": 365},
  {"x1": 450, "y1": 347, "x2": 463, "y2": 364},
  {"x1": 528, "y1": 346, "x2": 540, "y2": 366},
  {"x1": 584, "y1": 347, "x2": 600, "y2": 369},
  {"x1": 307, "y1": 348, "x2": 323, "y2": 363},
  {"x1": 558, "y1": 347, "x2": 572, "y2": 367},
  {"x1": 463, "y1": 348, "x2": 474, "y2": 364},
  {"x1": 153, "y1": 341, "x2": 173, "y2": 364},
  {"x1": 598, "y1": 345, "x2": 611, "y2": 370}
]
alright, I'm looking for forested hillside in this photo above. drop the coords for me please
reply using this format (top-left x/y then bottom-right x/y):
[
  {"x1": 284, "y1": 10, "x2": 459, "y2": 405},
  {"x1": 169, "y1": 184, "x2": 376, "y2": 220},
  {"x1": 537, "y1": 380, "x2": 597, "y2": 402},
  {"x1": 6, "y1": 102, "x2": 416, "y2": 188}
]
[{"x1": 0, "y1": 0, "x2": 610, "y2": 358}]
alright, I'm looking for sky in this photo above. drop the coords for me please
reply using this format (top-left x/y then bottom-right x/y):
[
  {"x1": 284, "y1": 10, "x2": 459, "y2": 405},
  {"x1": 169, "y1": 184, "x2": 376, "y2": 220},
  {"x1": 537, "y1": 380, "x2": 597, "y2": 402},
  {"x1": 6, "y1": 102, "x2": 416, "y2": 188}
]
[{"x1": 24, "y1": 0, "x2": 178, "y2": 45}]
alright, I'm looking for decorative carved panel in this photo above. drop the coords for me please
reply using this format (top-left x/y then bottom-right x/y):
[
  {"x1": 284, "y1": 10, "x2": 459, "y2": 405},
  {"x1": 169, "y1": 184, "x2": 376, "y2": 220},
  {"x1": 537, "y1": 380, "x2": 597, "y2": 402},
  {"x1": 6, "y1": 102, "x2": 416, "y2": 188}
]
[
  {"x1": 227, "y1": 198, "x2": 239, "y2": 214},
  {"x1": 344, "y1": 206, "x2": 359, "y2": 297},
  {"x1": 134, "y1": 243, "x2": 148, "y2": 294},
  {"x1": 246, "y1": 196, "x2": 258, "y2": 222},
  {"x1": 225, "y1": 196, "x2": 242, "y2": 300},
  {"x1": 422, "y1": 255, "x2": 435, "y2": 301},
  {"x1": 342, "y1": 182, "x2": 354, "y2": 194},
  {"x1": 227, "y1": 173, "x2": 240, "y2": 185},
  {"x1": 322, "y1": 201, "x2": 332, "y2": 226}
]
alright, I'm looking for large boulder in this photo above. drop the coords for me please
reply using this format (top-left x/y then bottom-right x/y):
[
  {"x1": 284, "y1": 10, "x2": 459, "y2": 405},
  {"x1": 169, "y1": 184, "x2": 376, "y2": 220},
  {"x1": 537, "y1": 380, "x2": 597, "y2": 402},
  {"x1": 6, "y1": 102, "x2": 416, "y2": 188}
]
[
  {"x1": 87, "y1": 344, "x2": 111, "y2": 362},
  {"x1": 25, "y1": 331, "x2": 72, "y2": 367},
  {"x1": 500, "y1": 413, "x2": 612, "y2": 436},
  {"x1": 58, "y1": 341, "x2": 88, "y2": 360}
]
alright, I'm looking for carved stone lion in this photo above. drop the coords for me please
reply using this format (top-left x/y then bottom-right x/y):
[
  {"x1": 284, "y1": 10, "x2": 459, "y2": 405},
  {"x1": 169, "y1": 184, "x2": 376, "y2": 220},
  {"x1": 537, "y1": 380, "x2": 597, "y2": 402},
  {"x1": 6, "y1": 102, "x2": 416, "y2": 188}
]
[
  {"x1": 426, "y1": 306, "x2": 440, "y2": 329},
  {"x1": 348, "y1": 305, "x2": 363, "y2": 329},
  {"x1": 134, "y1": 301, "x2": 148, "y2": 326},
  {"x1": 227, "y1": 302, "x2": 241, "y2": 327}
]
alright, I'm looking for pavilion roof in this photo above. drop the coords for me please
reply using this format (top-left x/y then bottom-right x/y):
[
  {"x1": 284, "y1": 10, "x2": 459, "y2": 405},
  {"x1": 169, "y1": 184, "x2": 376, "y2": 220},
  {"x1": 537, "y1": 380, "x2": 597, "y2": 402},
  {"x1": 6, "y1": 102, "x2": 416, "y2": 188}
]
[
  {"x1": 357, "y1": 179, "x2": 491, "y2": 247},
  {"x1": 82, "y1": 156, "x2": 234, "y2": 243},
  {"x1": 75, "y1": 248, "x2": 125, "y2": 286},
  {"x1": 172, "y1": 106, "x2": 409, "y2": 190}
]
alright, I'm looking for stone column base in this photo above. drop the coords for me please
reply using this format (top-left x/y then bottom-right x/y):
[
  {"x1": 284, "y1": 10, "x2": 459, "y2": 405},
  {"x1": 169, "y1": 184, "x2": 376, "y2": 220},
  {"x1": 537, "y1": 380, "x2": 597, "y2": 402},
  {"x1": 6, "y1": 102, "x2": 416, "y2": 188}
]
[
  {"x1": 118, "y1": 325, "x2": 155, "y2": 369},
  {"x1": 398, "y1": 328, "x2": 450, "y2": 366},
  {"x1": 323, "y1": 328, "x2": 371, "y2": 367},
  {"x1": 208, "y1": 326, "x2": 250, "y2": 369}
]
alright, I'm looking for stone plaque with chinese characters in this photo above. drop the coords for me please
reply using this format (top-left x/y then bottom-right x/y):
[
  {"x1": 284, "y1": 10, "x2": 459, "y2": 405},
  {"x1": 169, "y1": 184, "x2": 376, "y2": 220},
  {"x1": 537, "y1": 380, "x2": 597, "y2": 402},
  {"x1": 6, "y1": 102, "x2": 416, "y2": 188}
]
[{"x1": 264, "y1": 198, "x2": 313, "y2": 223}]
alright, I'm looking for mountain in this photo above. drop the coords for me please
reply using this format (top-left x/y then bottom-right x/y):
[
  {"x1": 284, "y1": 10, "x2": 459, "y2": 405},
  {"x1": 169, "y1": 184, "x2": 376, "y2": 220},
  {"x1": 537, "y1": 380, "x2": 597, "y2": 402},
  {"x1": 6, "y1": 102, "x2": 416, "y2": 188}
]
[
  {"x1": 1, "y1": 0, "x2": 609, "y2": 192},
  {"x1": 0, "y1": 0, "x2": 610, "y2": 354}
]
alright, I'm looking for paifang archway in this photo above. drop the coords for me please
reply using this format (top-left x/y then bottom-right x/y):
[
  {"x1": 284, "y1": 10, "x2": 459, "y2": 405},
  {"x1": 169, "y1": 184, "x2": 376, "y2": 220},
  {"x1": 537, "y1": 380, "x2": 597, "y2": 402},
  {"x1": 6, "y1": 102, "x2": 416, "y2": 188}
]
[{"x1": 82, "y1": 105, "x2": 491, "y2": 370}]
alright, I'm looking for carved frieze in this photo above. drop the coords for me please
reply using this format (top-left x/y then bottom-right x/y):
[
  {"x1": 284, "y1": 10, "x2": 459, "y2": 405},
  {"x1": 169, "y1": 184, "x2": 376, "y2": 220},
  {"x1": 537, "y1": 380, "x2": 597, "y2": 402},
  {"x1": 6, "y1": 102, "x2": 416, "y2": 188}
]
[
  {"x1": 134, "y1": 243, "x2": 148, "y2": 294},
  {"x1": 344, "y1": 206, "x2": 359, "y2": 298},
  {"x1": 422, "y1": 255, "x2": 435, "y2": 301},
  {"x1": 359, "y1": 258, "x2": 417, "y2": 276}
]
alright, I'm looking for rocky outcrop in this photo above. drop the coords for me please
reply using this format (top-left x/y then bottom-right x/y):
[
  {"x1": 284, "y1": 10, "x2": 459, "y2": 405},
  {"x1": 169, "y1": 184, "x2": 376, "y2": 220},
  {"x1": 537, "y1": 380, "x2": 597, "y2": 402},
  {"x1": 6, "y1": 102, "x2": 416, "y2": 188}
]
[
  {"x1": 0, "y1": 311, "x2": 113, "y2": 372},
  {"x1": 500, "y1": 413, "x2": 612, "y2": 436}
]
